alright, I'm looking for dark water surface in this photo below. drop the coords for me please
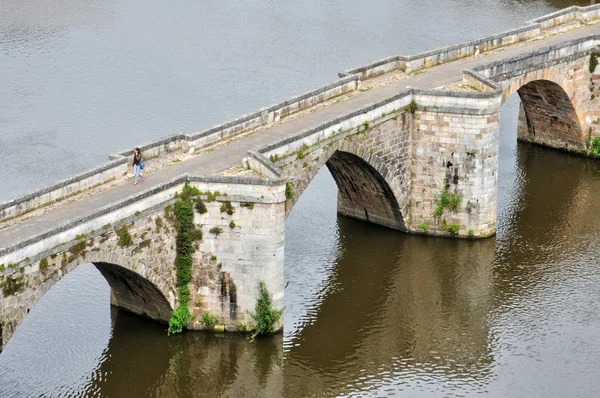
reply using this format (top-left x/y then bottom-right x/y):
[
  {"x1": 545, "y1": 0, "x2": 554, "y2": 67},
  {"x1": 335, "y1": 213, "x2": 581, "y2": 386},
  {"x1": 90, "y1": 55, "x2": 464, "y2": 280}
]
[{"x1": 1, "y1": 0, "x2": 599, "y2": 397}]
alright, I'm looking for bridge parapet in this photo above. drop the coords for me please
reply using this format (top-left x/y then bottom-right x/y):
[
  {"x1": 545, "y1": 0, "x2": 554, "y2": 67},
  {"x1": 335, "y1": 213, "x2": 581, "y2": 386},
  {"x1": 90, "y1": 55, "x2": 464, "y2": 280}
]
[
  {"x1": 339, "y1": 5, "x2": 600, "y2": 80},
  {"x1": 0, "y1": 175, "x2": 286, "y2": 351}
]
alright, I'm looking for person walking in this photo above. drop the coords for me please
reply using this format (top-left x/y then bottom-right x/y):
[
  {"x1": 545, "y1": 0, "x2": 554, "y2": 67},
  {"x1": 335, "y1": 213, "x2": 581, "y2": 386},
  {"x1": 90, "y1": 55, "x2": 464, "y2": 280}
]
[{"x1": 133, "y1": 147, "x2": 145, "y2": 185}]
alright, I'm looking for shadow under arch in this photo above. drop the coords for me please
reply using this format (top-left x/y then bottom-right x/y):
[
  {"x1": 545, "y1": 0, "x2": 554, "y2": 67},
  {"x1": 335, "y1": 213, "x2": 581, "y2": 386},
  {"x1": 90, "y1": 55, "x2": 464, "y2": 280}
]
[
  {"x1": 92, "y1": 262, "x2": 173, "y2": 324},
  {"x1": 511, "y1": 79, "x2": 585, "y2": 151},
  {"x1": 293, "y1": 149, "x2": 406, "y2": 231}
]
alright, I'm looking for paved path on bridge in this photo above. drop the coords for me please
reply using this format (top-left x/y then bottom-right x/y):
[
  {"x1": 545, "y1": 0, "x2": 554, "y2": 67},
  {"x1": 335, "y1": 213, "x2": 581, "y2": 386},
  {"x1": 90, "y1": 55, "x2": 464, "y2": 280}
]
[{"x1": 2, "y1": 22, "x2": 600, "y2": 250}]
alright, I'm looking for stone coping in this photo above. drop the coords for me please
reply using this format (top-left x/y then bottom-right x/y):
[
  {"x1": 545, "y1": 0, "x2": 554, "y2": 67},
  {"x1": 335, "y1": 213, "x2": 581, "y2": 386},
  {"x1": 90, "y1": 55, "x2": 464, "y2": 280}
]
[
  {"x1": 0, "y1": 174, "x2": 285, "y2": 258},
  {"x1": 2, "y1": 6, "x2": 596, "y2": 223},
  {"x1": 110, "y1": 134, "x2": 185, "y2": 159},
  {"x1": 186, "y1": 75, "x2": 358, "y2": 142},
  {"x1": 531, "y1": 5, "x2": 600, "y2": 24},
  {"x1": 472, "y1": 34, "x2": 599, "y2": 75},
  {"x1": 253, "y1": 34, "x2": 600, "y2": 175},
  {"x1": 338, "y1": 4, "x2": 600, "y2": 78},
  {"x1": 1, "y1": 74, "x2": 357, "y2": 216},
  {"x1": 0, "y1": 157, "x2": 128, "y2": 213}
]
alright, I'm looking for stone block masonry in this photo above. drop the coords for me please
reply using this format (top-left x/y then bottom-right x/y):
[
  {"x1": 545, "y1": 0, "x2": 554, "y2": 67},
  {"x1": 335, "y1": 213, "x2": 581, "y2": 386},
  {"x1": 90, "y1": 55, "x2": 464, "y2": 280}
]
[
  {"x1": 4, "y1": 5, "x2": 600, "y2": 352},
  {"x1": 0, "y1": 176, "x2": 286, "y2": 350}
]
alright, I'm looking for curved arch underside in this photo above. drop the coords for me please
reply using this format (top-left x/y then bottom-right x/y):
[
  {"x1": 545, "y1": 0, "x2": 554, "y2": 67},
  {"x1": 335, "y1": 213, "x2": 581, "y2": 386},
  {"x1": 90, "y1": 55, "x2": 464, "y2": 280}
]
[
  {"x1": 517, "y1": 79, "x2": 584, "y2": 151},
  {"x1": 326, "y1": 150, "x2": 406, "y2": 231},
  {"x1": 93, "y1": 262, "x2": 172, "y2": 324}
]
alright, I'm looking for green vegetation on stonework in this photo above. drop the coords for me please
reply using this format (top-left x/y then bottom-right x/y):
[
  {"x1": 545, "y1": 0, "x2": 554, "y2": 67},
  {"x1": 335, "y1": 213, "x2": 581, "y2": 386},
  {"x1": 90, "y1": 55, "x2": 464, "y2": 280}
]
[
  {"x1": 1, "y1": 275, "x2": 24, "y2": 297},
  {"x1": 195, "y1": 197, "x2": 208, "y2": 214},
  {"x1": 202, "y1": 312, "x2": 217, "y2": 326},
  {"x1": 444, "y1": 222, "x2": 459, "y2": 235},
  {"x1": 69, "y1": 240, "x2": 87, "y2": 256},
  {"x1": 39, "y1": 258, "x2": 49, "y2": 271},
  {"x1": 409, "y1": 99, "x2": 418, "y2": 114},
  {"x1": 285, "y1": 182, "x2": 294, "y2": 200},
  {"x1": 116, "y1": 225, "x2": 132, "y2": 247},
  {"x1": 155, "y1": 216, "x2": 163, "y2": 232},
  {"x1": 590, "y1": 51, "x2": 600, "y2": 73},
  {"x1": 269, "y1": 154, "x2": 280, "y2": 163},
  {"x1": 434, "y1": 189, "x2": 461, "y2": 217},
  {"x1": 468, "y1": 229, "x2": 475, "y2": 239},
  {"x1": 296, "y1": 143, "x2": 310, "y2": 160},
  {"x1": 419, "y1": 221, "x2": 429, "y2": 233},
  {"x1": 209, "y1": 226, "x2": 223, "y2": 236},
  {"x1": 590, "y1": 137, "x2": 600, "y2": 156},
  {"x1": 168, "y1": 305, "x2": 189, "y2": 336},
  {"x1": 229, "y1": 221, "x2": 236, "y2": 229},
  {"x1": 249, "y1": 281, "x2": 283, "y2": 340},
  {"x1": 168, "y1": 183, "x2": 203, "y2": 336},
  {"x1": 220, "y1": 201, "x2": 234, "y2": 215},
  {"x1": 241, "y1": 202, "x2": 254, "y2": 210}
]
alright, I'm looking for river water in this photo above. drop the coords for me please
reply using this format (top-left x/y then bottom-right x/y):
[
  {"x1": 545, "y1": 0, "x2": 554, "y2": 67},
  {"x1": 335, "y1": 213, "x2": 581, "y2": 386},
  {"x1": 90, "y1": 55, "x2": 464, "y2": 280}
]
[{"x1": 1, "y1": 0, "x2": 599, "y2": 397}]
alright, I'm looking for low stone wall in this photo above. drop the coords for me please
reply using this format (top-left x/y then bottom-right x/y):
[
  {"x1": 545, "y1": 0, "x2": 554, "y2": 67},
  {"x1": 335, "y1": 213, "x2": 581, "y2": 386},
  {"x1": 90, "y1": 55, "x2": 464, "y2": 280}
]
[
  {"x1": 402, "y1": 25, "x2": 540, "y2": 73},
  {"x1": 109, "y1": 134, "x2": 185, "y2": 162},
  {"x1": 339, "y1": 4, "x2": 600, "y2": 79},
  {"x1": 474, "y1": 36, "x2": 598, "y2": 83},
  {"x1": 0, "y1": 158, "x2": 128, "y2": 224},
  {"x1": 0, "y1": 76, "x2": 357, "y2": 223},
  {"x1": 185, "y1": 76, "x2": 358, "y2": 151}
]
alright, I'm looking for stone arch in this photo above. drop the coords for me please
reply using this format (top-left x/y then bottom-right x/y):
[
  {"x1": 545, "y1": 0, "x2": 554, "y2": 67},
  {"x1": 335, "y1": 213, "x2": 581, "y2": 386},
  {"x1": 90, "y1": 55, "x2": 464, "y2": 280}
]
[
  {"x1": 285, "y1": 137, "x2": 407, "y2": 231},
  {"x1": 88, "y1": 252, "x2": 174, "y2": 324},
  {"x1": 1, "y1": 216, "x2": 179, "y2": 350},
  {"x1": 326, "y1": 151, "x2": 406, "y2": 230},
  {"x1": 501, "y1": 72, "x2": 586, "y2": 151}
]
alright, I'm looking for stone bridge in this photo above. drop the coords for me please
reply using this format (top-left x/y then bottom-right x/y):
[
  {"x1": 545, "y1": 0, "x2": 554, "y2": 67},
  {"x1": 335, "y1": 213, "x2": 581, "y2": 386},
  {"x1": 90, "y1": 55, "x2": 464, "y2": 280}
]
[{"x1": 2, "y1": 5, "x2": 600, "y2": 350}]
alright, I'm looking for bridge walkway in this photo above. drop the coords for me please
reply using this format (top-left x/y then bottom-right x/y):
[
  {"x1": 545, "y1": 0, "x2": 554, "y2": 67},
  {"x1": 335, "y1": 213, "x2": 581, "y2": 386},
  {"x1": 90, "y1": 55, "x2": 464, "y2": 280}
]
[{"x1": 1, "y1": 22, "x2": 599, "y2": 251}]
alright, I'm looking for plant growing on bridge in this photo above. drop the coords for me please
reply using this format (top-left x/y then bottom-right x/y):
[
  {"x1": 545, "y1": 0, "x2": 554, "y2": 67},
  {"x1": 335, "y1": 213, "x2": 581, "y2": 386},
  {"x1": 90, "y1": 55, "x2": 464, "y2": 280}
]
[
  {"x1": 115, "y1": 225, "x2": 132, "y2": 247},
  {"x1": 434, "y1": 189, "x2": 461, "y2": 217},
  {"x1": 249, "y1": 281, "x2": 283, "y2": 340},
  {"x1": 590, "y1": 137, "x2": 600, "y2": 156},
  {"x1": 202, "y1": 312, "x2": 217, "y2": 326},
  {"x1": 168, "y1": 304, "x2": 190, "y2": 335},
  {"x1": 167, "y1": 183, "x2": 201, "y2": 336},
  {"x1": 241, "y1": 202, "x2": 254, "y2": 210},
  {"x1": 155, "y1": 216, "x2": 163, "y2": 232},
  {"x1": 409, "y1": 99, "x2": 418, "y2": 114},
  {"x1": 285, "y1": 182, "x2": 294, "y2": 200},
  {"x1": 297, "y1": 143, "x2": 310, "y2": 160},
  {"x1": 39, "y1": 258, "x2": 49, "y2": 271},
  {"x1": 220, "y1": 201, "x2": 234, "y2": 215},
  {"x1": 195, "y1": 197, "x2": 207, "y2": 214},
  {"x1": 209, "y1": 227, "x2": 223, "y2": 236},
  {"x1": 444, "y1": 222, "x2": 460, "y2": 235},
  {"x1": 1, "y1": 275, "x2": 24, "y2": 297}
]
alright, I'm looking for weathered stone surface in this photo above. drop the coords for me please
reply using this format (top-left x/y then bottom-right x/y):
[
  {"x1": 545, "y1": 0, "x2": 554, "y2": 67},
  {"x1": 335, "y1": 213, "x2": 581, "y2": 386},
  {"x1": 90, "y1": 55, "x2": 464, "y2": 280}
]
[{"x1": 0, "y1": 179, "x2": 285, "y2": 350}]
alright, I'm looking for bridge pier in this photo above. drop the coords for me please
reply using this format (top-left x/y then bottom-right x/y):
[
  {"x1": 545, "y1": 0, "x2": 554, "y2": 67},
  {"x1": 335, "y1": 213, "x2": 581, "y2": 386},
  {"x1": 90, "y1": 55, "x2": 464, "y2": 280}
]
[{"x1": 0, "y1": 177, "x2": 286, "y2": 351}]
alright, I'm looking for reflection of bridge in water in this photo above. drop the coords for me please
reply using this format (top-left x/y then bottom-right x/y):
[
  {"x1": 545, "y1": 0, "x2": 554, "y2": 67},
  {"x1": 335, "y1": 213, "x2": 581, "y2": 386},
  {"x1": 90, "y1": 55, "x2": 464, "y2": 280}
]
[
  {"x1": 284, "y1": 143, "x2": 597, "y2": 396},
  {"x1": 2, "y1": 6, "x2": 600, "y2": 349}
]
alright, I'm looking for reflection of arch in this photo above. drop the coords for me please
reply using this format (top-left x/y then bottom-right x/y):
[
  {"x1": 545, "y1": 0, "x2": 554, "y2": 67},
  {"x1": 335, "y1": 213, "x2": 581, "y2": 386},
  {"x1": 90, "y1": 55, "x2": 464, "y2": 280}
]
[{"x1": 514, "y1": 80, "x2": 584, "y2": 150}]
